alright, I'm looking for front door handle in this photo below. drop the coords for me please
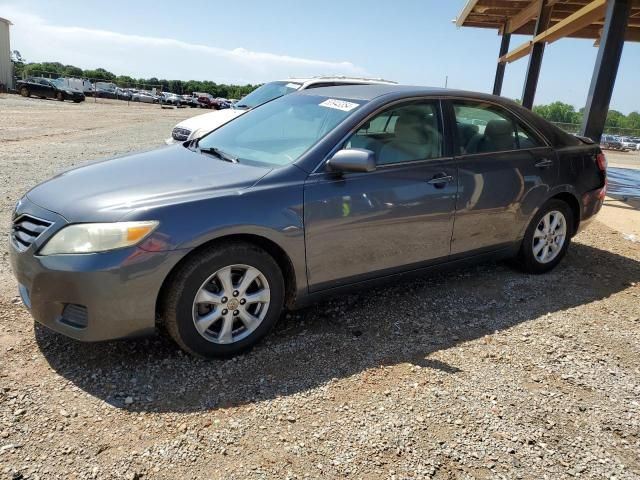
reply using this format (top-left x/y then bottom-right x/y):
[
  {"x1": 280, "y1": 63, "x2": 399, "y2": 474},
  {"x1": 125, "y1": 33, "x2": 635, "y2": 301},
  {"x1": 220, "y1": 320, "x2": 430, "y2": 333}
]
[
  {"x1": 427, "y1": 173, "x2": 453, "y2": 186},
  {"x1": 535, "y1": 158, "x2": 554, "y2": 168}
]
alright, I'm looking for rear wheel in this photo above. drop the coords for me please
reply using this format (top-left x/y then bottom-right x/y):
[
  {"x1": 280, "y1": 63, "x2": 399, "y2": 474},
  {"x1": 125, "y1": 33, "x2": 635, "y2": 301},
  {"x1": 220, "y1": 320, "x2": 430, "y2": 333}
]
[
  {"x1": 20, "y1": 86, "x2": 30, "y2": 97},
  {"x1": 517, "y1": 199, "x2": 573, "y2": 274},
  {"x1": 161, "y1": 243, "x2": 285, "y2": 358}
]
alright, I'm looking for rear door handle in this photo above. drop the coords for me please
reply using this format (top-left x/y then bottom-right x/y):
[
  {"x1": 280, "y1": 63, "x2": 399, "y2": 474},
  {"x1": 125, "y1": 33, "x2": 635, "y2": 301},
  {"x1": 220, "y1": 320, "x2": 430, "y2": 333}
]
[
  {"x1": 427, "y1": 173, "x2": 454, "y2": 187},
  {"x1": 535, "y1": 158, "x2": 554, "y2": 168}
]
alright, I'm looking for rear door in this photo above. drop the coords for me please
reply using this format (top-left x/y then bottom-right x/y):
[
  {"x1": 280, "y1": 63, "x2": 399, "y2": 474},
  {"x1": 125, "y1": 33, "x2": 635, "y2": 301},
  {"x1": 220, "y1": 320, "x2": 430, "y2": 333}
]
[
  {"x1": 446, "y1": 99, "x2": 557, "y2": 255},
  {"x1": 304, "y1": 99, "x2": 458, "y2": 291}
]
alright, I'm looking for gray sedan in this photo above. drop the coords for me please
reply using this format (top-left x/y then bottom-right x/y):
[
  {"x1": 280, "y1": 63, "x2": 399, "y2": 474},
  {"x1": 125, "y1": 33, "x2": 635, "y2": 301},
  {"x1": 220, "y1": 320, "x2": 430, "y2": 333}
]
[{"x1": 10, "y1": 85, "x2": 607, "y2": 357}]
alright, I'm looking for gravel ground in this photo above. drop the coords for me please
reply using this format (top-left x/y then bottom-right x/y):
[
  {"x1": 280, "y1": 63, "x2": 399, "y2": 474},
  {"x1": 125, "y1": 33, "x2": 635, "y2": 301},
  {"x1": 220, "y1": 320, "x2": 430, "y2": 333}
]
[{"x1": 0, "y1": 95, "x2": 639, "y2": 480}]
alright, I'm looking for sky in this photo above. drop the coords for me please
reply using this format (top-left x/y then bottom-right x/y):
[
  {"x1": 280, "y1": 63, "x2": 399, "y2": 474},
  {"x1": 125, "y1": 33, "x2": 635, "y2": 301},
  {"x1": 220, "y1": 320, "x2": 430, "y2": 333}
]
[{"x1": 1, "y1": 0, "x2": 639, "y2": 113}]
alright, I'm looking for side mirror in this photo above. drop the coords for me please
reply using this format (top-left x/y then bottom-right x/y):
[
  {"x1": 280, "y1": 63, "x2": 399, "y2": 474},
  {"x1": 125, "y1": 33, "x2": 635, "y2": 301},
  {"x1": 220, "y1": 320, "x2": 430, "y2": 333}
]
[{"x1": 326, "y1": 149, "x2": 376, "y2": 174}]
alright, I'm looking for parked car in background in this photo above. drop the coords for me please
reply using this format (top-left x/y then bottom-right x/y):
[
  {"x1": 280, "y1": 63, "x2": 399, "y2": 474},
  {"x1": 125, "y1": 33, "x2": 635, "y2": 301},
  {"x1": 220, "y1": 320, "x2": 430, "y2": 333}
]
[
  {"x1": 195, "y1": 93, "x2": 217, "y2": 109},
  {"x1": 55, "y1": 77, "x2": 93, "y2": 94},
  {"x1": 600, "y1": 134, "x2": 624, "y2": 151},
  {"x1": 619, "y1": 137, "x2": 639, "y2": 151},
  {"x1": 166, "y1": 76, "x2": 397, "y2": 143},
  {"x1": 131, "y1": 91, "x2": 157, "y2": 103},
  {"x1": 115, "y1": 87, "x2": 132, "y2": 100},
  {"x1": 160, "y1": 92, "x2": 184, "y2": 106},
  {"x1": 213, "y1": 98, "x2": 232, "y2": 109},
  {"x1": 17, "y1": 77, "x2": 85, "y2": 103},
  {"x1": 10, "y1": 85, "x2": 606, "y2": 357},
  {"x1": 181, "y1": 94, "x2": 198, "y2": 107}
]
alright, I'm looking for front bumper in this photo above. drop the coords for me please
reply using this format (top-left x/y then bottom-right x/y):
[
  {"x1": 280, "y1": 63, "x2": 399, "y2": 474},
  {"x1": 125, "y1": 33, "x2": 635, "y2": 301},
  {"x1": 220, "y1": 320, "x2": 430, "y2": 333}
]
[{"x1": 9, "y1": 198, "x2": 187, "y2": 341}]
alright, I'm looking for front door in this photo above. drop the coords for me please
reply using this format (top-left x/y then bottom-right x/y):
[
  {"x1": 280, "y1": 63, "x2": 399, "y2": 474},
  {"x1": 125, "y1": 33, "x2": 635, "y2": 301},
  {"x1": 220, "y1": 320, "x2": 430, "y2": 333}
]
[{"x1": 304, "y1": 100, "x2": 458, "y2": 292}]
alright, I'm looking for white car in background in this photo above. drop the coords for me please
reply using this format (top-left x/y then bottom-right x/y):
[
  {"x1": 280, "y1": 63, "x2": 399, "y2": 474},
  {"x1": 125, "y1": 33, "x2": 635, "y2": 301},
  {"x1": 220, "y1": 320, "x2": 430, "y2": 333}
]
[
  {"x1": 165, "y1": 77, "x2": 397, "y2": 144},
  {"x1": 620, "y1": 137, "x2": 640, "y2": 151}
]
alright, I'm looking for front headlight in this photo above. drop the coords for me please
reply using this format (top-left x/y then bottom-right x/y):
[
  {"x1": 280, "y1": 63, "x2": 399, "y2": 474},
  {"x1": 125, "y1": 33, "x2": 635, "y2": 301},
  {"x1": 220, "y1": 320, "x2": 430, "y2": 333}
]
[{"x1": 40, "y1": 221, "x2": 159, "y2": 255}]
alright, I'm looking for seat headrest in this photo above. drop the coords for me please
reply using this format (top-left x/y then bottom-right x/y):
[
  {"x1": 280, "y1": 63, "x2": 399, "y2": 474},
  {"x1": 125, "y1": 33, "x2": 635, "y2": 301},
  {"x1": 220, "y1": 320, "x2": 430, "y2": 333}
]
[
  {"x1": 394, "y1": 114, "x2": 429, "y2": 143},
  {"x1": 485, "y1": 119, "x2": 513, "y2": 138}
]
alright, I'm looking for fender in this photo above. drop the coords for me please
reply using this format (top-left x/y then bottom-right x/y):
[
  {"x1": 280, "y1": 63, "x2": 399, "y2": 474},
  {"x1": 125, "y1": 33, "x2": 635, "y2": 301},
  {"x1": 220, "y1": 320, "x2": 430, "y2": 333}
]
[{"x1": 516, "y1": 184, "x2": 581, "y2": 239}]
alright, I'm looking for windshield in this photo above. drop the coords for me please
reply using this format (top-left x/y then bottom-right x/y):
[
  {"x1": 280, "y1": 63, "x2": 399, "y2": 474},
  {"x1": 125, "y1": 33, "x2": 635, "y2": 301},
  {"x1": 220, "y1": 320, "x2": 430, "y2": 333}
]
[
  {"x1": 235, "y1": 81, "x2": 302, "y2": 109},
  {"x1": 197, "y1": 94, "x2": 363, "y2": 167},
  {"x1": 50, "y1": 78, "x2": 64, "y2": 87}
]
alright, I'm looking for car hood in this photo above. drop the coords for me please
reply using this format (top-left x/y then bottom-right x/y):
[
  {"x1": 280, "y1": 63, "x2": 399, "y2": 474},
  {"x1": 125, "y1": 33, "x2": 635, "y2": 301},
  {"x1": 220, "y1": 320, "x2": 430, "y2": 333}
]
[
  {"x1": 26, "y1": 145, "x2": 270, "y2": 223},
  {"x1": 176, "y1": 109, "x2": 245, "y2": 134}
]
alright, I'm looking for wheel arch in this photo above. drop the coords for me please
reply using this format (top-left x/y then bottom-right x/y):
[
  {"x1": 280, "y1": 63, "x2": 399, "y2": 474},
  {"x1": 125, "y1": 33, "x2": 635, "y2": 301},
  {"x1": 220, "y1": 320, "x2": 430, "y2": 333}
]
[
  {"x1": 548, "y1": 191, "x2": 581, "y2": 236},
  {"x1": 155, "y1": 233, "x2": 298, "y2": 328}
]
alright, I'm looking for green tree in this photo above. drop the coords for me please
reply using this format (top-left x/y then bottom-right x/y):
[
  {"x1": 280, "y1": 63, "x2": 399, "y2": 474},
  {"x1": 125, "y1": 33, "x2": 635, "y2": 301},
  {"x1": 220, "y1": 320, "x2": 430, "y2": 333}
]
[
  {"x1": 624, "y1": 111, "x2": 640, "y2": 130},
  {"x1": 83, "y1": 68, "x2": 115, "y2": 81},
  {"x1": 64, "y1": 65, "x2": 84, "y2": 77},
  {"x1": 605, "y1": 110, "x2": 626, "y2": 128}
]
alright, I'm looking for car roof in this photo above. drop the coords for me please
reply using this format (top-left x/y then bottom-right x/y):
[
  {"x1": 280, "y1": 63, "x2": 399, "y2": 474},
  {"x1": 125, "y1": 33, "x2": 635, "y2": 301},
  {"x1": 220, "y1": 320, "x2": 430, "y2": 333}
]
[
  {"x1": 296, "y1": 84, "x2": 514, "y2": 104},
  {"x1": 284, "y1": 76, "x2": 397, "y2": 86}
]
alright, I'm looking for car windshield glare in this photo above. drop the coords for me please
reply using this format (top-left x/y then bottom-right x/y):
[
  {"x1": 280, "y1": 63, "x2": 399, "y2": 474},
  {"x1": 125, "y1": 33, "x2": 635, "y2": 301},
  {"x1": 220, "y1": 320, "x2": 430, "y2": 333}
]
[
  {"x1": 197, "y1": 94, "x2": 362, "y2": 167},
  {"x1": 235, "y1": 81, "x2": 301, "y2": 109}
]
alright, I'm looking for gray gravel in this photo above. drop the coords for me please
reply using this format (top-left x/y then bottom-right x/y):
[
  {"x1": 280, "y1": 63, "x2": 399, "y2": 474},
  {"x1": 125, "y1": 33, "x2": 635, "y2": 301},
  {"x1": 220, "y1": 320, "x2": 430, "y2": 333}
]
[{"x1": 1, "y1": 95, "x2": 639, "y2": 479}]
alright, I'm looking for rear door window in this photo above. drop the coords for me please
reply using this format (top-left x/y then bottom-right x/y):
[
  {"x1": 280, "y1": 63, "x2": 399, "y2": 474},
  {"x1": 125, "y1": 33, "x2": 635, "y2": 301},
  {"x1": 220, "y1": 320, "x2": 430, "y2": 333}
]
[{"x1": 453, "y1": 101, "x2": 544, "y2": 154}]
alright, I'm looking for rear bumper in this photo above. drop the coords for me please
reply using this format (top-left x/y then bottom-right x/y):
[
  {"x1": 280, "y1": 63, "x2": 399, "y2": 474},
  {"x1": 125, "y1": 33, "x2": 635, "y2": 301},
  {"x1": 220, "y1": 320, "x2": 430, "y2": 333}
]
[{"x1": 578, "y1": 185, "x2": 606, "y2": 232}]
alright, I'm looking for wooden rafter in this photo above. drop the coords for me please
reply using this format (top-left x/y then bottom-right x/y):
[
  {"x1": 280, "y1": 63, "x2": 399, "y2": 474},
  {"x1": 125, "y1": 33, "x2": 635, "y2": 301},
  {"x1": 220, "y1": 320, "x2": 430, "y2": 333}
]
[{"x1": 499, "y1": 0, "x2": 608, "y2": 63}]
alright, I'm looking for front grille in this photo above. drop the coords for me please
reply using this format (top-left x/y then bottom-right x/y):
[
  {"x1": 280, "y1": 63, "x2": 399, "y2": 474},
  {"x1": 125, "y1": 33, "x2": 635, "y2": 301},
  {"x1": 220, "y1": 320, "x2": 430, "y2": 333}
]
[
  {"x1": 172, "y1": 127, "x2": 191, "y2": 141},
  {"x1": 60, "y1": 304, "x2": 88, "y2": 329},
  {"x1": 11, "y1": 215, "x2": 53, "y2": 252}
]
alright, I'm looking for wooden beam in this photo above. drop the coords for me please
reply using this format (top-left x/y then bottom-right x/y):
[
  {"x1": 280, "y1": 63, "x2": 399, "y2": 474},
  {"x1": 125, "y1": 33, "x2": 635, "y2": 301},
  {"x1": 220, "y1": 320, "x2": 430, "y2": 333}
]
[
  {"x1": 455, "y1": 0, "x2": 480, "y2": 27},
  {"x1": 506, "y1": 0, "x2": 542, "y2": 33},
  {"x1": 532, "y1": 0, "x2": 607, "y2": 44},
  {"x1": 499, "y1": 40, "x2": 533, "y2": 63},
  {"x1": 500, "y1": 0, "x2": 610, "y2": 62}
]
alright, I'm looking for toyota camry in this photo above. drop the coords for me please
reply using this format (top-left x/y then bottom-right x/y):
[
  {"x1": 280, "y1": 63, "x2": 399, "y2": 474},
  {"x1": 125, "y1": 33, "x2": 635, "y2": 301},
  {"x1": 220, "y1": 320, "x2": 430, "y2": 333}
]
[{"x1": 10, "y1": 85, "x2": 607, "y2": 357}]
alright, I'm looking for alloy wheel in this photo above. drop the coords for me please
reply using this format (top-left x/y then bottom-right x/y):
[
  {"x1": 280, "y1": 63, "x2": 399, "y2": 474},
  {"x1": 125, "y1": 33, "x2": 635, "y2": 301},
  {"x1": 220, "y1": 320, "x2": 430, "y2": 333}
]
[
  {"x1": 532, "y1": 210, "x2": 567, "y2": 264},
  {"x1": 192, "y1": 264, "x2": 270, "y2": 344}
]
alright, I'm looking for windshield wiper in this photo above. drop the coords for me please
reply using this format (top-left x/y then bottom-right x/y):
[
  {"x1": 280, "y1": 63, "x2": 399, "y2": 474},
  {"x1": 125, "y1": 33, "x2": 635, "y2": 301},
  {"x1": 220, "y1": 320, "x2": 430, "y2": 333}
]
[{"x1": 198, "y1": 146, "x2": 239, "y2": 163}]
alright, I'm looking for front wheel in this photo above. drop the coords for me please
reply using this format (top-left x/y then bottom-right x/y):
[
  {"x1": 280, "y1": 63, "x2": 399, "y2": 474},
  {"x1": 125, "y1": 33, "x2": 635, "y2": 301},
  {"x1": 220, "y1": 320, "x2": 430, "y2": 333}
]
[
  {"x1": 161, "y1": 243, "x2": 285, "y2": 358},
  {"x1": 516, "y1": 199, "x2": 574, "y2": 274},
  {"x1": 56, "y1": 92, "x2": 64, "y2": 101},
  {"x1": 20, "y1": 87, "x2": 30, "y2": 97}
]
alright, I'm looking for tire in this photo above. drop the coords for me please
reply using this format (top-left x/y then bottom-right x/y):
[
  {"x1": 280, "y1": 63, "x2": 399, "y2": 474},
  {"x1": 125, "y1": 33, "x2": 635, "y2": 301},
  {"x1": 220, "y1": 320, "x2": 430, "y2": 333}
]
[
  {"x1": 161, "y1": 242, "x2": 285, "y2": 358},
  {"x1": 20, "y1": 87, "x2": 30, "y2": 97},
  {"x1": 56, "y1": 92, "x2": 64, "y2": 101},
  {"x1": 516, "y1": 199, "x2": 574, "y2": 274},
  {"x1": 73, "y1": 99, "x2": 82, "y2": 103}
]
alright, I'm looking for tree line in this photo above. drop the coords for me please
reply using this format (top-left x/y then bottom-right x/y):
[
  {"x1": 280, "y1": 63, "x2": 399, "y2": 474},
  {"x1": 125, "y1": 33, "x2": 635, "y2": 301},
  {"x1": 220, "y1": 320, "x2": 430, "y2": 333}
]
[
  {"x1": 12, "y1": 61, "x2": 640, "y2": 130},
  {"x1": 14, "y1": 61, "x2": 258, "y2": 99},
  {"x1": 533, "y1": 101, "x2": 640, "y2": 131}
]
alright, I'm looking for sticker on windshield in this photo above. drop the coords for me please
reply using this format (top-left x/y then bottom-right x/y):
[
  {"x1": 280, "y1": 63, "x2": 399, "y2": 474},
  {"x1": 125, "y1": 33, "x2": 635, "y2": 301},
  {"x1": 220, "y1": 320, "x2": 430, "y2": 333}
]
[
  {"x1": 286, "y1": 83, "x2": 301, "y2": 90},
  {"x1": 319, "y1": 99, "x2": 360, "y2": 112}
]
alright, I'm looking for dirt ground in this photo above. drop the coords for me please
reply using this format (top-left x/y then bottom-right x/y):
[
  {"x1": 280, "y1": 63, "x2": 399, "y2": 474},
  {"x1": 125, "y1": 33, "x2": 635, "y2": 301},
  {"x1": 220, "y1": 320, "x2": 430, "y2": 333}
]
[{"x1": 0, "y1": 95, "x2": 639, "y2": 480}]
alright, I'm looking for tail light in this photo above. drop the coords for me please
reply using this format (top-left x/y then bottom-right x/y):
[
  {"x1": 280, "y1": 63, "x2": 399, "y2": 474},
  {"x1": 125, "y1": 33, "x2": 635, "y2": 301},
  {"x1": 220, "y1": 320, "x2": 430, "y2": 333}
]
[{"x1": 596, "y1": 152, "x2": 607, "y2": 172}]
